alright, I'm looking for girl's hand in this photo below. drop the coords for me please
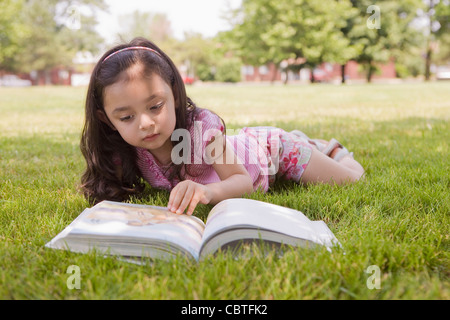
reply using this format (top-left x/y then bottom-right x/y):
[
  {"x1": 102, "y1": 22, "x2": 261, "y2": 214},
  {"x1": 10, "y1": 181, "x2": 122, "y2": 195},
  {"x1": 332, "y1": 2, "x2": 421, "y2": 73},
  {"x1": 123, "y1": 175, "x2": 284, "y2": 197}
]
[{"x1": 168, "y1": 180, "x2": 213, "y2": 215}]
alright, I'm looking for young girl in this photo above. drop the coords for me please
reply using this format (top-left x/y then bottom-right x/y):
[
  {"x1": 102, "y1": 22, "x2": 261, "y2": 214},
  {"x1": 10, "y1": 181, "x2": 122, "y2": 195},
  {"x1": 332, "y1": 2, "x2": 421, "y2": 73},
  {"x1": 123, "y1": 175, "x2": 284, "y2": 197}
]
[{"x1": 80, "y1": 37, "x2": 364, "y2": 215}]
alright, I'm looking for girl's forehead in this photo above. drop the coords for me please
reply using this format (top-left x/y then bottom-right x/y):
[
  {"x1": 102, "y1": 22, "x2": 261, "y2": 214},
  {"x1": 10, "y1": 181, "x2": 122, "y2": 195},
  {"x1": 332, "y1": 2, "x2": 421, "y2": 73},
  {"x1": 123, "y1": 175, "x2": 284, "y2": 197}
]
[
  {"x1": 103, "y1": 71, "x2": 172, "y2": 108},
  {"x1": 113, "y1": 63, "x2": 169, "y2": 88},
  {"x1": 118, "y1": 63, "x2": 146, "y2": 82}
]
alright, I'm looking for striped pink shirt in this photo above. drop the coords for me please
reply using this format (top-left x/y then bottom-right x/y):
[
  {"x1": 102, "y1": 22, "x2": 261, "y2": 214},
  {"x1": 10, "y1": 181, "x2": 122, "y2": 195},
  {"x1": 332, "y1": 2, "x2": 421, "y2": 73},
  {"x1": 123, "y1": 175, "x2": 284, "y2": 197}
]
[{"x1": 136, "y1": 108, "x2": 272, "y2": 192}]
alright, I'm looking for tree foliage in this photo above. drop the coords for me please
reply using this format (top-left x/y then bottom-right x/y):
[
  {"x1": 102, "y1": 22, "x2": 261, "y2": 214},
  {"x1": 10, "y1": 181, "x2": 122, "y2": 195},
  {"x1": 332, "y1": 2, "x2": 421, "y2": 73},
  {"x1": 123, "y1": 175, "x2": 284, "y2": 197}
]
[
  {"x1": 346, "y1": 0, "x2": 425, "y2": 82},
  {"x1": 222, "y1": 0, "x2": 433, "y2": 82},
  {"x1": 0, "y1": 0, "x2": 29, "y2": 68},
  {"x1": 164, "y1": 33, "x2": 241, "y2": 83},
  {"x1": 1, "y1": 0, "x2": 448, "y2": 83},
  {"x1": 223, "y1": 0, "x2": 359, "y2": 72},
  {"x1": 431, "y1": 0, "x2": 450, "y2": 64},
  {"x1": 1, "y1": 0, "x2": 106, "y2": 74}
]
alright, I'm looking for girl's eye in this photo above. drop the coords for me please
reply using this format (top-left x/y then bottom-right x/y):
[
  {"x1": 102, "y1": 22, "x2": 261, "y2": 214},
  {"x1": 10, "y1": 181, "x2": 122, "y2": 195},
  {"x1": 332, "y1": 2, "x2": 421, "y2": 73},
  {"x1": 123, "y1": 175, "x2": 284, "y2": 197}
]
[
  {"x1": 149, "y1": 103, "x2": 163, "y2": 111},
  {"x1": 119, "y1": 115, "x2": 134, "y2": 122}
]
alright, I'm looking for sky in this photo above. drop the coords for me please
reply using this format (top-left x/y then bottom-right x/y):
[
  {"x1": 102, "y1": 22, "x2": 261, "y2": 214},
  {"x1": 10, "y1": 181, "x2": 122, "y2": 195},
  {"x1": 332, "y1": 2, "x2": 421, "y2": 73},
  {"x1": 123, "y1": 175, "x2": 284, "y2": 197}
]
[{"x1": 96, "y1": 0, "x2": 242, "y2": 43}]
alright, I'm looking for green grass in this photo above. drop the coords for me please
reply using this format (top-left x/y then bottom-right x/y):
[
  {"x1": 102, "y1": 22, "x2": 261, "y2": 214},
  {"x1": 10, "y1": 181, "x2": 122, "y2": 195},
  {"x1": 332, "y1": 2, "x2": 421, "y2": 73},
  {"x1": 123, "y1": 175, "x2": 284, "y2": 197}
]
[{"x1": 0, "y1": 82, "x2": 448, "y2": 299}]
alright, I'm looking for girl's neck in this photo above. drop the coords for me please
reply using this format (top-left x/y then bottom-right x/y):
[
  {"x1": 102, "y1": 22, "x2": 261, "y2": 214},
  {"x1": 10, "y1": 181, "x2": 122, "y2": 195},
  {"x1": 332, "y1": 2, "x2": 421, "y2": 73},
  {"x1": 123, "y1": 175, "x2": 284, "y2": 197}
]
[
  {"x1": 152, "y1": 152, "x2": 172, "y2": 167},
  {"x1": 147, "y1": 141, "x2": 173, "y2": 167}
]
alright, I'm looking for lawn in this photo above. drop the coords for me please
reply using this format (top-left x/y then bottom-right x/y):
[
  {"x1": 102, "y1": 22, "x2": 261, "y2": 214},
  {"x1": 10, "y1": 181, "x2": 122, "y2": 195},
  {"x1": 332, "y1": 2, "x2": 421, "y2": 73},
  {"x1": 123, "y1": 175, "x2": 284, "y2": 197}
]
[{"x1": 0, "y1": 82, "x2": 448, "y2": 300}]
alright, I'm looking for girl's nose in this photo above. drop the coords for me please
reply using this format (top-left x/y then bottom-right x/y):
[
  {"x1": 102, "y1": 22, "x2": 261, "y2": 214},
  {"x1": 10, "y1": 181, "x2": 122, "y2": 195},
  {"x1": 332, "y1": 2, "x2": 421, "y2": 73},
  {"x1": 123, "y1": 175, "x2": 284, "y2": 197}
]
[{"x1": 139, "y1": 114, "x2": 155, "y2": 130}]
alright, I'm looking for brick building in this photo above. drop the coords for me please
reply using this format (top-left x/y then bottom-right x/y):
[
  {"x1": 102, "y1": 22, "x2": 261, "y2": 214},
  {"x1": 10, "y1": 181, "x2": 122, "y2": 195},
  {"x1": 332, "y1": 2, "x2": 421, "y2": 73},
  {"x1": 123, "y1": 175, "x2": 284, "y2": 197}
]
[{"x1": 242, "y1": 59, "x2": 397, "y2": 83}]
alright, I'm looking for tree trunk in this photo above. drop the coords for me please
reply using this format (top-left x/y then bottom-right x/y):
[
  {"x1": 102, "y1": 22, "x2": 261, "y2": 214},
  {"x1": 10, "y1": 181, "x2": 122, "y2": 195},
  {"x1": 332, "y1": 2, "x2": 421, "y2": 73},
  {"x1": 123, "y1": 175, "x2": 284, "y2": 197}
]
[
  {"x1": 424, "y1": 0, "x2": 435, "y2": 81},
  {"x1": 425, "y1": 47, "x2": 432, "y2": 81},
  {"x1": 366, "y1": 62, "x2": 374, "y2": 83},
  {"x1": 310, "y1": 69, "x2": 316, "y2": 83},
  {"x1": 341, "y1": 64, "x2": 346, "y2": 84}
]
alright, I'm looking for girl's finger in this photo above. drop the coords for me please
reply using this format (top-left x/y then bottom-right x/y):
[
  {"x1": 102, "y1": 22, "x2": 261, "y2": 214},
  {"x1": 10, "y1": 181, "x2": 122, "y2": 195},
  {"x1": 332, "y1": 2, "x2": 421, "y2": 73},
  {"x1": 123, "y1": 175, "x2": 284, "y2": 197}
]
[
  {"x1": 169, "y1": 184, "x2": 185, "y2": 213},
  {"x1": 176, "y1": 184, "x2": 195, "y2": 214},
  {"x1": 167, "y1": 185, "x2": 178, "y2": 211},
  {"x1": 186, "y1": 193, "x2": 201, "y2": 215}
]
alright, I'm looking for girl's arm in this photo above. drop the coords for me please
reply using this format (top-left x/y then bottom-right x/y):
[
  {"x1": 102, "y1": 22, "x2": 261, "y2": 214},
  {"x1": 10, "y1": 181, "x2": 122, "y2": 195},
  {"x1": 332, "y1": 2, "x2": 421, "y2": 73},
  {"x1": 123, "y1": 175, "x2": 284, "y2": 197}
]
[
  {"x1": 168, "y1": 137, "x2": 254, "y2": 215},
  {"x1": 207, "y1": 139, "x2": 255, "y2": 203}
]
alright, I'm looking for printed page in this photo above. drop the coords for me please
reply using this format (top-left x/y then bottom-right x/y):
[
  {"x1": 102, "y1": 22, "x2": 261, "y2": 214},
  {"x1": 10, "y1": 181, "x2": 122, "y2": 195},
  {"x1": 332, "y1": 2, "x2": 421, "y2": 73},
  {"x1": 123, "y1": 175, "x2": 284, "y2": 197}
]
[
  {"x1": 46, "y1": 201, "x2": 205, "y2": 260},
  {"x1": 202, "y1": 199, "x2": 337, "y2": 248}
]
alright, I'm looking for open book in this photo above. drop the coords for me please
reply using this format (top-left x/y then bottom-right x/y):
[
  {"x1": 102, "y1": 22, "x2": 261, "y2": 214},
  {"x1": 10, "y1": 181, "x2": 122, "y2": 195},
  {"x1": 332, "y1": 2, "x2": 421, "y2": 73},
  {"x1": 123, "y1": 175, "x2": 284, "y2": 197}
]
[{"x1": 45, "y1": 198, "x2": 339, "y2": 261}]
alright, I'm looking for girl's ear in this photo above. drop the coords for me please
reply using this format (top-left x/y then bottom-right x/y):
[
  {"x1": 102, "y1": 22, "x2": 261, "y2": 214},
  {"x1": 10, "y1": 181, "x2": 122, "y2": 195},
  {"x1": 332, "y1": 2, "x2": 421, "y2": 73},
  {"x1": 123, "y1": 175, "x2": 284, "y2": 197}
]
[{"x1": 96, "y1": 110, "x2": 117, "y2": 131}]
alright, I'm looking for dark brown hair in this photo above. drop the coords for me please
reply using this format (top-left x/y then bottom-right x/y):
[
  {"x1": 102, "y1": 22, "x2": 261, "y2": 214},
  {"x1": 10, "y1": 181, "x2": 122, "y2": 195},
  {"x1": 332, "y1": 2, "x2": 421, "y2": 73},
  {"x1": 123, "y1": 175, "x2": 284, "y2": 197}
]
[{"x1": 80, "y1": 37, "x2": 198, "y2": 204}]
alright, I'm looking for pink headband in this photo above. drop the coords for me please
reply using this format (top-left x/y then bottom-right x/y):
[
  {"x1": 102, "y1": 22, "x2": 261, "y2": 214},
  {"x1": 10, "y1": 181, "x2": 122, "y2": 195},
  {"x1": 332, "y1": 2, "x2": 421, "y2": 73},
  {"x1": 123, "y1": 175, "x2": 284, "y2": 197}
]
[{"x1": 102, "y1": 46, "x2": 162, "y2": 63}]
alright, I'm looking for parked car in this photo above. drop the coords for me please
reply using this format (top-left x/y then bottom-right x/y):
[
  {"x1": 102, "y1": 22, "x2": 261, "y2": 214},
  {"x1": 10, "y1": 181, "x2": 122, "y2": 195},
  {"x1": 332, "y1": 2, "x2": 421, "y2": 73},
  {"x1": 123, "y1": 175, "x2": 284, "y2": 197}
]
[
  {"x1": 183, "y1": 76, "x2": 195, "y2": 85},
  {"x1": 0, "y1": 75, "x2": 32, "y2": 87},
  {"x1": 435, "y1": 66, "x2": 450, "y2": 80}
]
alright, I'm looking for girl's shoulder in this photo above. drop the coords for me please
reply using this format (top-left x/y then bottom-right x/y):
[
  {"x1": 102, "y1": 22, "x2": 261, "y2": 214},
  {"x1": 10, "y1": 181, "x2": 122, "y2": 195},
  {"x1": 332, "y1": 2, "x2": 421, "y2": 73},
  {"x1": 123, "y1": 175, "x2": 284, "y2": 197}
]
[
  {"x1": 194, "y1": 107, "x2": 219, "y2": 121},
  {"x1": 193, "y1": 107, "x2": 224, "y2": 133}
]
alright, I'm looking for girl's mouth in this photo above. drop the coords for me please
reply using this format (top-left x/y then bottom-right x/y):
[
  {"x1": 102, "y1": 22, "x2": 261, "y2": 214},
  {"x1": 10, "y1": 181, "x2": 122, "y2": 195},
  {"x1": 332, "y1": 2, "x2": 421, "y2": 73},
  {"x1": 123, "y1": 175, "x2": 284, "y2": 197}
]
[{"x1": 143, "y1": 133, "x2": 159, "y2": 141}]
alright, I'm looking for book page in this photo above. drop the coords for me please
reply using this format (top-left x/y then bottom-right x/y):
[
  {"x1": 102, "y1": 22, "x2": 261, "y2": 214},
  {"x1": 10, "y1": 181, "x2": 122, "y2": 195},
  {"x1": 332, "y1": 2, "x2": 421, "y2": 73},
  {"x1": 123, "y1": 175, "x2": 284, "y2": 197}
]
[
  {"x1": 46, "y1": 201, "x2": 205, "y2": 260},
  {"x1": 202, "y1": 199, "x2": 338, "y2": 248}
]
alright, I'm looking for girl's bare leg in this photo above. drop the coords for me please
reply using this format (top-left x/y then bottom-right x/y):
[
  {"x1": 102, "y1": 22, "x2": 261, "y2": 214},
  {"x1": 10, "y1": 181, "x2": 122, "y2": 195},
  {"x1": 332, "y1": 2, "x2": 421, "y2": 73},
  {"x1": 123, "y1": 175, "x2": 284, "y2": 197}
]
[
  {"x1": 300, "y1": 147, "x2": 364, "y2": 185},
  {"x1": 336, "y1": 154, "x2": 365, "y2": 175}
]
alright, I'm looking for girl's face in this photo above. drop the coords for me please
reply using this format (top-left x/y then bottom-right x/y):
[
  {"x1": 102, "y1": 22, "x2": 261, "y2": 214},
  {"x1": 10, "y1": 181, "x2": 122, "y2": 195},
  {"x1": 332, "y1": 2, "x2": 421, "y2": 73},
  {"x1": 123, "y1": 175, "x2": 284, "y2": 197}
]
[{"x1": 102, "y1": 64, "x2": 177, "y2": 163}]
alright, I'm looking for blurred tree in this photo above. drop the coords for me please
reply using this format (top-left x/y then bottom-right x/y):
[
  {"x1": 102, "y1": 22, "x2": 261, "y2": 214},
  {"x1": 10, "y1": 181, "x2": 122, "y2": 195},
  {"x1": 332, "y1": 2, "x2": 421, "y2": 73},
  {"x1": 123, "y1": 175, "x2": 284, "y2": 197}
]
[
  {"x1": 347, "y1": 0, "x2": 424, "y2": 82},
  {"x1": 215, "y1": 57, "x2": 242, "y2": 82},
  {"x1": 0, "y1": 0, "x2": 30, "y2": 70},
  {"x1": 222, "y1": 0, "x2": 359, "y2": 83},
  {"x1": 113, "y1": 10, "x2": 240, "y2": 83},
  {"x1": 2, "y1": 0, "x2": 106, "y2": 81},
  {"x1": 223, "y1": 0, "x2": 426, "y2": 83},
  {"x1": 165, "y1": 33, "x2": 219, "y2": 82},
  {"x1": 159, "y1": 33, "x2": 207, "y2": 81},
  {"x1": 424, "y1": 0, "x2": 437, "y2": 80},
  {"x1": 163, "y1": 33, "x2": 241, "y2": 83},
  {"x1": 339, "y1": 0, "x2": 363, "y2": 84},
  {"x1": 431, "y1": 0, "x2": 450, "y2": 66}
]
